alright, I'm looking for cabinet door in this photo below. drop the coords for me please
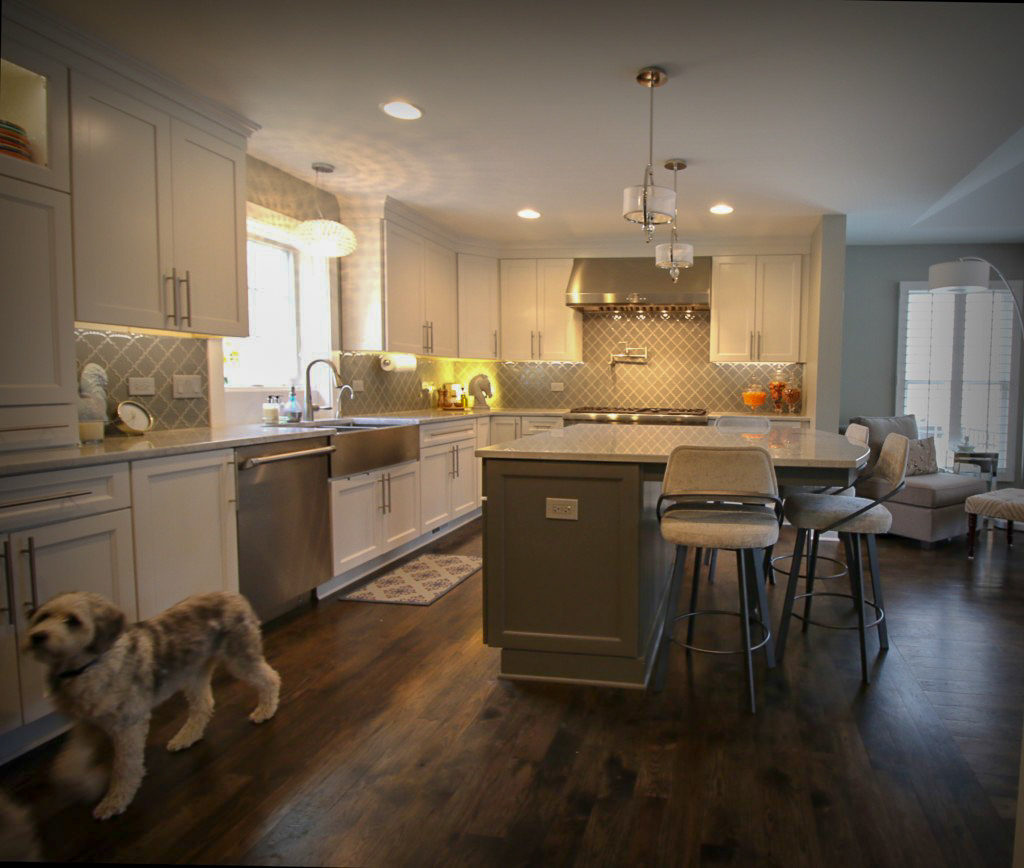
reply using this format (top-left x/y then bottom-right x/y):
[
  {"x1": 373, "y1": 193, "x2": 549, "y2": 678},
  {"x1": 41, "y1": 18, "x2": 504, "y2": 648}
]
[
  {"x1": 500, "y1": 260, "x2": 538, "y2": 359},
  {"x1": 537, "y1": 259, "x2": 580, "y2": 361},
  {"x1": 457, "y1": 254, "x2": 499, "y2": 359},
  {"x1": 451, "y1": 439, "x2": 478, "y2": 520},
  {"x1": 489, "y1": 416, "x2": 520, "y2": 444},
  {"x1": 381, "y1": 461, "x2": 421, "y2": 550},
  {"x1": 70, "y1": 72, "x2": 173, "y2": 330},
  {"x1": 420, "y1": 443, "x2": 453, "y2": 531},
  {"x1": 756, "y1": 254, "x2": 802, "y2": 362},
  {"x1": 330, "y1": 473, "x2": 384, "y2": 574},
  {"x1": 0, "y1": 39, "x2": 70, "y2": 192},
  {"x1": 11, "y1": 510, "x2": 136, "y2": 724},
  {"x1": 384, "y1": 221, "x2": 426, "y2": 354},
  {"x1": 131, "y1": 450, "x2": 238, "y2": 620},
  {"x1": 170, "y1": 119, "x2": 248, "y2": 337},
  {"x1": 423, "y1": 240, "x2": 458, "y2": 357},
  {"x1": 0, "y1": 541, "x2": 23, "y2": 735},
  {"x1": 710, "y1": 256, "x2": 757, "y2": 362},
  {"x1": 0, "y1": 176, "x2": 76, "y2": 410}
]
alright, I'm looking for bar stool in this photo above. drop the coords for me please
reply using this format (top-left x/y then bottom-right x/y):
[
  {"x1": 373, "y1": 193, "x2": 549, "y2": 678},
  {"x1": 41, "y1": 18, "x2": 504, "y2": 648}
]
[
  {"x1": 776, "y1": 433, "x2": 910, "y2": 683},
  {"x1": 653, "y1": 445, "x2": 782, "y2": 713}
]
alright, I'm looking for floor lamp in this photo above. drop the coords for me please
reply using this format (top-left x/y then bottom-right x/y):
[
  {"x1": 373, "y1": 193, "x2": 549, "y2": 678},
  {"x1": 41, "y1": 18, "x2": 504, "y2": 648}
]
[{"x1": 928, "y1": 257, "x2": 1023, "y2": 486}]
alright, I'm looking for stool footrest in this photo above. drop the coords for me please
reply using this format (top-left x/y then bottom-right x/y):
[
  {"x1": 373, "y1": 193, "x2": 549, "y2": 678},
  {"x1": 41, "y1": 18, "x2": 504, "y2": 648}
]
[
  {"x1": 787, "y1": 591, "x2": 884, "y2": 630},
  {"x1": 671, "y1": 609, "x2": 771, "y2": 655},
  {"x1": 770, "y1": 553, "x2": 847, "y2": 581}
]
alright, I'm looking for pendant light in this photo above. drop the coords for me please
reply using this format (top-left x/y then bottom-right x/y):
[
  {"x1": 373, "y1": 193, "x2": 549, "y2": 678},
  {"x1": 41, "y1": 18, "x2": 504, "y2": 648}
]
[
  {"x1": 622, "y1": 66, "x2": 675, "y2": 242},
  {"x1": 296, "y1": 162, "x2": 357, "y2": 258},
  {"x1": 655, "y1": 159, "x2": 694, "y2": 282}
]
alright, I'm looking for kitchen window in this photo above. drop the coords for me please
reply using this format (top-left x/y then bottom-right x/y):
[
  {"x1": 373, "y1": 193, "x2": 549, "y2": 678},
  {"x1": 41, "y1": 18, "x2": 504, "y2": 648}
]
[
  {"x1": 895, "y1": 280, "x2": 1022, "y2": 479},
  {"x1": 223, "y1": 205, "x2": 334, "y2": 394}
]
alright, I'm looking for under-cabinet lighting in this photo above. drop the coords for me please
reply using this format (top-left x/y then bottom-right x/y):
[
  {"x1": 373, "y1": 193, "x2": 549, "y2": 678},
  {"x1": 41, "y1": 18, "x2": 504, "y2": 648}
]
[
  {"x1": 381, "y1": 101, "x2": 422, "y2": 120},
  {"x1": 710, "y1": 203, "x2": 734, "y2": 215}
]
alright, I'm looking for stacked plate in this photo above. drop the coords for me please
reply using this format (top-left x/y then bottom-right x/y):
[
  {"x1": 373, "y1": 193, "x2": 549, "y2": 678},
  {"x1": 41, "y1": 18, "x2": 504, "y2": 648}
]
[{"x1": 0, "y1": 119, "x2": 33, "y2": 162}]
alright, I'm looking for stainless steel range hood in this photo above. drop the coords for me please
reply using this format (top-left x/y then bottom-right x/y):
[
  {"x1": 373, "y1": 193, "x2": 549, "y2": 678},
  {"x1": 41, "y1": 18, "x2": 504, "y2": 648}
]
[{"x1": 565, "y1": 256, "x2": 711, "y2": 311}]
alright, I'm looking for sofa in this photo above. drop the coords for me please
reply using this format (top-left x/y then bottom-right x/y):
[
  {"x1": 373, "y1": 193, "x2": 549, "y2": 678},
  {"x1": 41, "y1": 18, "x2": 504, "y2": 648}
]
[{"x1": 849, "y1": 414, "x2": 988, "y2": 544}]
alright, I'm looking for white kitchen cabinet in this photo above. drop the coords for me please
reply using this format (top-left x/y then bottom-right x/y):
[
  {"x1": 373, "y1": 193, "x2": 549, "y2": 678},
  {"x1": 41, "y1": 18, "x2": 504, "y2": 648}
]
[
  {"x1": 384, "y1": 220, "x2": 457, "y2": 356},
  {"x1": 7, "y1": 508, "x2": 136, "y2": 724},
  {"x1": 710, "y1": 254, "x2": 802, "y2": 363},
  {"x1": 451, "y1": 439, "x2": 478, "y2": 520},
  {"x1": 419, "y1": 421, "x2": 477, "y2": 532},
  {"x1": 0, "y1": 37, "x2": 70, "y2": 192},
  {"x1": 420, "y1": 443, "x2": 455, "y2": 531},
  {"x1": 70, "y1": 72, "x2": 248, "y2": 337},
  {"x1": 500, "y1": 259, "x2": 581, "y2": 361},
  {"x1": 0, "y1": 175, "x2": 76, "y2": 449},
  {"x1": 490, "y1": 416, "x2": 521, "y2": 444},
  {"x1": 131, "y1": 450, "x2": 238, "y2": 620},
  {"x1": 457, "y1": 254, "x2": 500, "y2": 359},
  {"x1": 381, "y1": 460, "x2": 422, "y2": 550},
  {"x1": 521, "y1": 415, "x2": 563, "y2": 435}
]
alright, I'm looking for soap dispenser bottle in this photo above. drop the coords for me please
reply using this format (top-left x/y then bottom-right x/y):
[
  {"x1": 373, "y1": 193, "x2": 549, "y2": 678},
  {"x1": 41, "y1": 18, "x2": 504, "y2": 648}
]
[{"x1": 284, "y1": 386, "x2": 302, "y2": 422}]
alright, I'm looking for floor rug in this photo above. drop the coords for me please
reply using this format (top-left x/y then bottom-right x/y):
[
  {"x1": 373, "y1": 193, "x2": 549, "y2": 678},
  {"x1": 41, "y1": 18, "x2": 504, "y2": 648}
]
[{"x1": 339, "y1": 553, "x2": 482, "y2": 606}]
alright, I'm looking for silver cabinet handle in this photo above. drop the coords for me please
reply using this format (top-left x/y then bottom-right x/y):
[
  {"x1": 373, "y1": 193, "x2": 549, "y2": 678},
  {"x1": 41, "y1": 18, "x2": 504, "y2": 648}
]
[
  {"x1": 757, "y1": 331, "x2": 762, "y2": 358},
  {"x1": 493, "y1": 330, "x2": 498, "y2": 358},
  {"x1": 380, "y1": 474, "x2": 387, "y2": 513},
  {"x1": 1, "y1": 541, "x2": 14, "y2": 626},
  {"x1": 450, "y1": 445, "x2": 457, "y2": 478},
  {"x1": 0, "y1": 489, "x2": 92, "y2": 510},
  {"x1": 240, "y1": 445, "x2": 335, "y2": 469},
  {"x1": 423, "y1": 322, "x2": 429, "y2": 353},
  {"x1": 429, "y1": 321, "x2": 434, "y2": 354},
  {"x1": 538, "y1": 331, "x2": 542, "y2": 358},
  {"x1": 454, "y1": 445, "x2": 460, "y2": 478},
  {"x1": 22, "y1": 537, "x2": 39, "y2": 613},
  {"x1": 530, "y1": 331, "x2": 535, "y2": 359},
  {"x1": 165, "y1": 267, "x2": 180, "y2": 327},
  {"x1": 182, "y1": 270, "x2": 193, "y2": 327},
  {"x1": 386, "y1": 473, "x2": 392, "y2": 514},
  {"x1": 749, "y1": 331, "x2": 754, "y2": 358}
]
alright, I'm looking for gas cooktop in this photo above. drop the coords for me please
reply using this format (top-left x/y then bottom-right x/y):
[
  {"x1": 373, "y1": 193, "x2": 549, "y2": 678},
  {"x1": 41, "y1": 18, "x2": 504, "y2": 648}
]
[{"x1": 563, "y1": 407, "x2": 709, "y2": 425}]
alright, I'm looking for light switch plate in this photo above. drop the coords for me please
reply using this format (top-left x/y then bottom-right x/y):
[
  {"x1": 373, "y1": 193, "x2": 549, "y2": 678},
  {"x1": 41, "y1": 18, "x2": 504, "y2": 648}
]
[
  {"x1": 172, "y1": 374, "x2": 202, "y2": 399},
  {"x1": 128, "y1": 376, "x2": 155, "y2": 396},
  {"x1": 545, "y1": 497, "x2": 578, "y2": 520},
  {"x1": 352, "y1": 380, "x2": 365, "y2": 393},
  {"x1": 550, "y1": 382, "x2": 564, "y2": 392}
]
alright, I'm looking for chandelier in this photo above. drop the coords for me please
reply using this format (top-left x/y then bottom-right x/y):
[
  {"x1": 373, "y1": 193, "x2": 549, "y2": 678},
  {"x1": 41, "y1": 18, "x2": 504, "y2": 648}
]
[
  {"x1": 622, "y1": 66, "x2": 675, "y2": 242},
  {"x1": 296, "y1": 162, "x2": 357, "y2": 258},
  {"x1": 655, "y1": 159, "x2": 694, "y2": 282}
]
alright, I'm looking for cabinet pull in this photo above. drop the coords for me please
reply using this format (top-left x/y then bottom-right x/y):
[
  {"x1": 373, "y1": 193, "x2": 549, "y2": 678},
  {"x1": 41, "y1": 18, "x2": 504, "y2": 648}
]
[
  {"x1": 749, "y1": 331, "x2": 754, "y2": 358},
  {"x1": 454, "y1": 445, "x2": 460, "y2": 478},
  {"x1": 386, "y1": 473, "x2": 392, "y2": 514},
  {"x1": 423, "y1": 322, "x2": 429, "y2": 353},
  {"x1": 493, "y1": 330, "x2": 498, "y2": 358},
  {"x1": 1, "y1": 541, "x2": 14, "y2": 626},
  {"x1": 0, "y1": 423, "x2": 71, "y2": 434},
  {"x1": 240, "y1": 445, "x2": 335, "y2": 469},
  {"x1": 165, "y1": 268, "x2": 180, "y2": 327},
  {"x1": 0, "y1": 489, "x2": 92, "y2": 510},
  {"x1": 22, "y1": 537, "x2": 39, "y2": 613},
  {"x1": 538, "y1": 332, "x2": 542, "y2": 358},
  {"x1": 182, "y1": 270, "x2": 193, "y2": 327},
  {"x1": 757, "y1": 331, "x2": 762, "y2": 358},
  {"x1": 380, "y1": 474, "x2": 387, "y2": 513},
  {"x1": 429, "y1": 321, "x2": 434, "y2": 354},
  {"x1": 530, "y1": 331, "x2": 535, "y2": 359}
]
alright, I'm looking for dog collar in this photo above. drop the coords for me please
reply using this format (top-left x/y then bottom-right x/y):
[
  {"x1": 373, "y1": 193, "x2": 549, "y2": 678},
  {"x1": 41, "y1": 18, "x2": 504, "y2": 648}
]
[{"x1": 56, "y1": 657, "x2": 100, "y2": 679}]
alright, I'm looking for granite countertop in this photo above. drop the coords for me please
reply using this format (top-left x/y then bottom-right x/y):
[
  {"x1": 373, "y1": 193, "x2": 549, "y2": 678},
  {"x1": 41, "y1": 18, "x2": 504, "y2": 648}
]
[
  {"x1": 476, "y1": 424, "x2": 868, "y2": 468},
  {"x1": 0, "y1": 425, "x2": 333, "y2": 477},
  {"x1": 348, "y1": 408, "x2": 569, "y2": 422}
]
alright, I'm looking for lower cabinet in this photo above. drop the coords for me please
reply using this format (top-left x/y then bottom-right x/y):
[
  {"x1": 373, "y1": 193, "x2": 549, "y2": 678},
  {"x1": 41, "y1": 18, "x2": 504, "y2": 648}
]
[
  {"x1": 420, "y1": 437, "x2": 477, "y2": 533},
  {"x1": 130, "y1": 450, "x2": 238, "y2": 619},
  {"x1": 330, "y1": 460, "x2": 421, "y2": 576},
  {"x1": 489, "y1": 416, "x2": 520, "y2": 444},
  {"x1": 521, "y1": 415, "x2": 563, "y2": 435},
  {"x1": 1, "y1": 508, "x2": 136, "y2": 729}
]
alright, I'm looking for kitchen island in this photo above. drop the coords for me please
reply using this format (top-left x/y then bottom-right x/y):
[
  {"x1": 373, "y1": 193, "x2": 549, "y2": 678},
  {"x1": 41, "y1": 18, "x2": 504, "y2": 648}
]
[{"x1": 477, "y1": 424, "x2": 869, "y2": 689}]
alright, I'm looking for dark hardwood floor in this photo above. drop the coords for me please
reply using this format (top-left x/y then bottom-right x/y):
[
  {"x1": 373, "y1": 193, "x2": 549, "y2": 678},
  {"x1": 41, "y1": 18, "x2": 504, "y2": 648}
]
[{"x1": 1, "y1": 521, "x2": 1020, "y2": 866}]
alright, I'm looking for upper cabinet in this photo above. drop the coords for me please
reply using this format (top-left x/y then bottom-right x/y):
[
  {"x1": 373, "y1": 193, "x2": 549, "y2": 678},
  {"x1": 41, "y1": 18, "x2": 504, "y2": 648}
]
[
  {"x1": 457, "y1": 253, "x2": 499, "y2": 359},
  {"x1": 71, "y1": 72, "x2": 248, "y2": 337},
  {"x1": 710, "y1": 254, "x2": 802, "y2": 363},
  {"x1": 500, "y1": 258, "x2": 581, "y2": 361},
  {"x1": 384, "y1": 220, "x2": 457, "y2": 356},
  {"x1": 0, "y1": 37, "x2": 70, "y2": 192}
]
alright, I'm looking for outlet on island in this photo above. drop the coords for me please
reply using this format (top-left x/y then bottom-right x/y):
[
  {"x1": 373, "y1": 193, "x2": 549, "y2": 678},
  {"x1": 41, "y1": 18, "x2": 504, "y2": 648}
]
[{"x1": 545, "y1": 497, "x2": 579, "y2": 520}]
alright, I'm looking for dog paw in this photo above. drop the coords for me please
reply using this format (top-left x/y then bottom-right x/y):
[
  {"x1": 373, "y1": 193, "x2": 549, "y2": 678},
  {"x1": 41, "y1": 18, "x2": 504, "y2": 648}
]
[
  {"x1": 166, "y1": 732, "x2": 200, "y2": 752},
  {"x1": 249, "y1": 705, "x2": 277, "y2": 724},
  {"x1": 93, "y1": 796, "x2": 128, "y2": 820}
]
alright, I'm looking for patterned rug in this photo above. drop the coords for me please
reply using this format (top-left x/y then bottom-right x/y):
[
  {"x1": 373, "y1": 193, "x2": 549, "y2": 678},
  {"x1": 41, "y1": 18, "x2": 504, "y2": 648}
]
[{"x1": 339, "y1": 554, "x2": 483, "y2": 606}]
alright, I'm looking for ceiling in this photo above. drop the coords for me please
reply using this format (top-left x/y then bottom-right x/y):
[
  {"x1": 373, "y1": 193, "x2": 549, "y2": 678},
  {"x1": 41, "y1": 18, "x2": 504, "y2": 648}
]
[{"x1": 19, "y1": 0, "x2": 1024, "y2": 249}]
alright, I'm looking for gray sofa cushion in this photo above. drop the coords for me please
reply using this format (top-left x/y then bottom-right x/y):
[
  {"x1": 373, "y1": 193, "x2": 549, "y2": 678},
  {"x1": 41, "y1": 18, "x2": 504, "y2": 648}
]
[
  {"x1": 849, "y1": 415, "x2": 919, "y2": 469},
  {"x1": 856, "y1": 471, "x2": 988, "y2": 509}
]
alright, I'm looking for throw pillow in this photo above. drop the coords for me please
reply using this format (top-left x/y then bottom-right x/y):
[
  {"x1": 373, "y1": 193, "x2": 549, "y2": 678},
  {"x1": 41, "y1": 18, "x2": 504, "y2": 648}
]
[{"x1": 906, "y1": 436, "x2": 939, "y2": 476}]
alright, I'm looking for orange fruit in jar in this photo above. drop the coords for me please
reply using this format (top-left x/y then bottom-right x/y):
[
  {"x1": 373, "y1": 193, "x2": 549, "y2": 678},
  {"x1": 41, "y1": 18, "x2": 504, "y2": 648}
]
[{"x1": 742, "y1": 389, "x2": 766, "y2": 407}]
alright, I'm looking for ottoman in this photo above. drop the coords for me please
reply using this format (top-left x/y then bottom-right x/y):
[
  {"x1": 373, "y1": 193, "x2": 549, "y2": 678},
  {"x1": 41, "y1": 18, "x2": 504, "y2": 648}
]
[{"x1": 965, "y1": 489, "x2": 1024, "y2": 558}]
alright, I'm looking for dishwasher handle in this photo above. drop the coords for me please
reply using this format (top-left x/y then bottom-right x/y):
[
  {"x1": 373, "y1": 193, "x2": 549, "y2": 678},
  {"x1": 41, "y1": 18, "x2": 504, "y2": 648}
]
[{"x1": 240, "y1": 445, "x2": 335, "y2": 470}]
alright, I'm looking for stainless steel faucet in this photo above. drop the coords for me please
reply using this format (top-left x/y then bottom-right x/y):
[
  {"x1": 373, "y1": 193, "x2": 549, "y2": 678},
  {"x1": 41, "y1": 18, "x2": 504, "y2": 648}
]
[{"x1": 304, "y1": 358, "x2": 353, "y2": 421}]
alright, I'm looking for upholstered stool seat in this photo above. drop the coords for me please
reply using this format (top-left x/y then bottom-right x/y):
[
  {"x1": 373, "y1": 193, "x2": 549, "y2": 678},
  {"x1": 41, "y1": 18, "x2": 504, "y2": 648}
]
[
  {"x1": 784, "y1": 494, "x2": 893, "y2": 535},
  {"x1": 965, "y1": 488, "x2": 1023, "y2": 558},
  {"x1": 661, "y1": 507, "x2": 780, "y2": 550}
]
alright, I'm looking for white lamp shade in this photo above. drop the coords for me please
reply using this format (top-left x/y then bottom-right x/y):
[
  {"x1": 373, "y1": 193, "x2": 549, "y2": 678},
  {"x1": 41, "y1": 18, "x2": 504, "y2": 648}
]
[
  {"x1": 296, "y1": 218, "x2": 357, "y2": 257},
  {"x1": 655, "y1": 242, "x2": 694, "y2": 269},
  {"x1": 928, "y1": 259, "x2": 989, "y2": 293},
  {"x1": 622, "y1": 184, "x2": 675, "y2": 225}
]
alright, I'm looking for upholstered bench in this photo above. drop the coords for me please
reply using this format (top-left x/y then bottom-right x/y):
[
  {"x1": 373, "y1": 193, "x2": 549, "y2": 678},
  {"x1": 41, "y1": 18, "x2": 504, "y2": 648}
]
[{"x1": 965, "y1": 489, "x2": 1023, "y2": 558}]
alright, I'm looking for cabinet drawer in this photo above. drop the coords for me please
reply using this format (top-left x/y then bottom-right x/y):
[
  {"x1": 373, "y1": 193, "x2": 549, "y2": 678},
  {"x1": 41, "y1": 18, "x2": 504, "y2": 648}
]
[
  {"x1": 419, "y1": 418, "x2": 478, "y2": 447},
  {"x1": 0, "y1": 405, "x2": 77, "y2": 452},
  {"x1": 521, "y1": 415, "x2": 563, "y2": 434},
  {"x1": 0, "y1": 463, "x2": 130, "y2": 531}
]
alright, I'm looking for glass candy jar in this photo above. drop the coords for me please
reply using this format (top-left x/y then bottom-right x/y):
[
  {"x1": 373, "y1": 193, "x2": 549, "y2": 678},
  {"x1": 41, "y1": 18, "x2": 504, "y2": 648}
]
[{"x1": 741, "y1": 381, "x2": 767, "y2": 411}]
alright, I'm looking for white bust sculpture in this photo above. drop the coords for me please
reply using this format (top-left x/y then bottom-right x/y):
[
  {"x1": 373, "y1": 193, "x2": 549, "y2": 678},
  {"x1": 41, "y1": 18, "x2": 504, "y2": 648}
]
[{"x1": 468, "y1": 373, "x2": 492, "y2": 410}]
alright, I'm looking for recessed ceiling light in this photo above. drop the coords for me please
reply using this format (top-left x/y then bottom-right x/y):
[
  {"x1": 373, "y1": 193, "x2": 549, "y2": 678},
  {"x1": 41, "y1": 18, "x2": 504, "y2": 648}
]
[
  {"x1": 381, "y1": 101, "x2": 422, "y2": 120},
  {"x1": 709, "y1": 203, "x2": 734, "y2": 215},
  {"x1": 517, "y1": 208, "x2": 541, "y2": 219}
]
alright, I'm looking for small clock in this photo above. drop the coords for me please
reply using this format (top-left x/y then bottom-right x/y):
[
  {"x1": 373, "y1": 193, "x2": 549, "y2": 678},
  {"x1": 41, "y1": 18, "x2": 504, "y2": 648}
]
[{"x1": 114, "y1": 400, "x2": 154, "y2": 436}]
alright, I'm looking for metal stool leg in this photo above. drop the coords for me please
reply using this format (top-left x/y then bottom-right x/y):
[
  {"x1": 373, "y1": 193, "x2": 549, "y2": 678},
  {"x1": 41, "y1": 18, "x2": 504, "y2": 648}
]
[
  {"x1": 802, "y1": 531, "x2": 820, "y2": 632},
  {"x1": 846, "y1": 533, "x2": 870, "y2": 684},
  {"x1": 967, "y1": 513, "x2": 977, "y2": 559},
  {"x1": 1009, "y1": 520, "x2": 1014, "y2": 547},
  {"x1": 736, "y1": 550, "x2": 756, "y2": 713},
  {"x1": 776, "y1": 528, "x2": 807, "y2": 664},
  {"x1": 706, "y1": 549, "x2": 718, "y2": 584},
  {"x1": 653, "y1": 545, "x2": 689, "y2": 692},
  {"x1": 686, "y1": 547, "x2": 703, "y2": 649},
  {"x1": 864, "y1": 534, "x2": 889, "y2": 651},
  {"x1": 749, "y1": 548, "x2": 775, "y2": 668},
  {"x1": 763, "y1": 545, "x2": 776, "y2": 586}
]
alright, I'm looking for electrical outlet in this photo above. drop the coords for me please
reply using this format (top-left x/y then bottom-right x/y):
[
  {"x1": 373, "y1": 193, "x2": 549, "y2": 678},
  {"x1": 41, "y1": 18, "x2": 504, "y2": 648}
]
[
  {"x1": 352, "y1": 379, "x2": 365, "y2": 393},
  {"x1": 128, "y1": 376, "x2": 155, "y2": 396},
  {"x1": 172, "y1": 374, "x2": 202, "y2": 399},
  {"x1": 545, "y1": 497, "x2": 578, "y2": 520},
  {"x1": 550, "y1": 382, "x2": 564, "y2": 392}
]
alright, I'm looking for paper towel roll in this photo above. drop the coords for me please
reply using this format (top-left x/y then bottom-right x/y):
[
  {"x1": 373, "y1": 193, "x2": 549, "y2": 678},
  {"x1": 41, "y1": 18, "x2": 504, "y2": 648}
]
[{"x1": 380, "y1": 354, "x2": 417, "y2": 373}]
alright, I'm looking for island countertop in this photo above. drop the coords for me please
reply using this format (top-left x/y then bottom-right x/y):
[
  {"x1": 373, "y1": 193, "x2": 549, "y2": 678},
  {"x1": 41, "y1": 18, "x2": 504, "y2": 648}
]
[{"x1": 477, "y1": 424, "x2": 868, "y2": 469}]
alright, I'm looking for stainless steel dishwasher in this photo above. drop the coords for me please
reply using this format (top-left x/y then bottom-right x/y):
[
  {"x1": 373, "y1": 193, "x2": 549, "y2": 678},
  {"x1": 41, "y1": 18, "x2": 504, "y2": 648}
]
[{"x1": 235, "y1": 436, "x2": 333, "y2": 622}]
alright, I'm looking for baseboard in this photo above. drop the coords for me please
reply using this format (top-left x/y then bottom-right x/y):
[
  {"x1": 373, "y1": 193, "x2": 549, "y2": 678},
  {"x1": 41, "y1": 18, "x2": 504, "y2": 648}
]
[{"x1": 0, "y1": 712, "x2": 70, "y2": 768}]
